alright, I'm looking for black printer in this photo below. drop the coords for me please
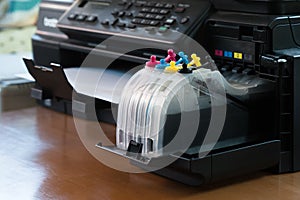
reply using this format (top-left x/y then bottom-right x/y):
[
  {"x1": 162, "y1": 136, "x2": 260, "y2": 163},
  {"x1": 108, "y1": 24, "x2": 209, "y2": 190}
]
[{"x1": 24, "y1": 0, "x2": 300, "y2": 185}]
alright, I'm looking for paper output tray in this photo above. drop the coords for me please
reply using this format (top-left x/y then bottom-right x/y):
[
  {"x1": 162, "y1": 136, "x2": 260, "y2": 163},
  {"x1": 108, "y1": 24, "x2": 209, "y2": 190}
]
[
  {"x1": 23, "y1": 58, "x2": 117, "y2": 122},
  {"x1": 23, "y1": 58, "x2": 73, "y2": 101}
]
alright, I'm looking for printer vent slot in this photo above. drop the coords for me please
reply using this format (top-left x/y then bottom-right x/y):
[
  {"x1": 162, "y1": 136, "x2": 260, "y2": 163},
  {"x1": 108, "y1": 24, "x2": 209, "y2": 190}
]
[
  {"x1": 119, "y1": 130, "x2": 124, "y2": 144},
  {"x1": 147, "y1": 138, "x2": 154, "y2": 153}
]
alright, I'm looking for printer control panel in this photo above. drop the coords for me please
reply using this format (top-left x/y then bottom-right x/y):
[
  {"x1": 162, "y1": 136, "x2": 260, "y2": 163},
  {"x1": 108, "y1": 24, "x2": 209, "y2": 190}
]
[{"x1": 57, "y1": 0, "x2": 211, "y2": 44}]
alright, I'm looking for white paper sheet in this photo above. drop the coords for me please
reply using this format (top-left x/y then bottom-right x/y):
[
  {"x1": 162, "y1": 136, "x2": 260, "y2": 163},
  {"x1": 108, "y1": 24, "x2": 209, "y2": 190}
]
[
  {"x1": 0, "y1": 53, "x2": 32, "y2": 80},
  {"x1": 64, "y1": 67, "x2": 137, "y2": 104}
]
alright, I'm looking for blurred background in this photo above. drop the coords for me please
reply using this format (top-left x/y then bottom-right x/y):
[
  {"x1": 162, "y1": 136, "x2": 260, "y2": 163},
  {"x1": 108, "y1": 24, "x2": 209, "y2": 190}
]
[{"x1": 0, "y1": 0, "x2": 41, "y2": 112}]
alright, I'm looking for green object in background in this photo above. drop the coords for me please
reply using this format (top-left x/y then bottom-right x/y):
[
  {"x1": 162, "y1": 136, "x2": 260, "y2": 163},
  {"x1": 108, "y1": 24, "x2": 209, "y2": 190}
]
[
  {"x1": 0, "y1": 0, "x2": 40, "y2": 27},
  {"x1": 8, "y1": 0, "x2": 40, "y2": 13}
]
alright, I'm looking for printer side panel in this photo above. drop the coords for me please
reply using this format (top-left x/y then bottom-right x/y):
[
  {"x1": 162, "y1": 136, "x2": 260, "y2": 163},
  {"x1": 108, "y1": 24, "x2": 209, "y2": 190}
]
[
  {"x1": 294, "y1": 57, "x2": 300, "y2": 171},
  {"x1": 272, "y1": 17, "x2": 300, "y2": 172},
  {"x1": 203, "y1": 13, "x2": 300, "y2": 176}
]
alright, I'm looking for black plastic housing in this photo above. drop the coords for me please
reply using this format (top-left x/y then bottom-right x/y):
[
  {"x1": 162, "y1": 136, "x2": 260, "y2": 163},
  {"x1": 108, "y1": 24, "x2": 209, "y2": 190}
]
[
  {"x1": 25, "y1": 0, "x2": 300, "y2": 186},
  {"x1": 211, "y1": 0, "x2": 300, "y2": 14}
]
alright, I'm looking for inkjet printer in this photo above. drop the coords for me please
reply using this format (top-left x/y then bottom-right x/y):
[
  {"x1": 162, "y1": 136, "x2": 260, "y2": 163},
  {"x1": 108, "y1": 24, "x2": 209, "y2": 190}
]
[{"x1": 23, "y1": 0, "x2": 300, "y2": 185}]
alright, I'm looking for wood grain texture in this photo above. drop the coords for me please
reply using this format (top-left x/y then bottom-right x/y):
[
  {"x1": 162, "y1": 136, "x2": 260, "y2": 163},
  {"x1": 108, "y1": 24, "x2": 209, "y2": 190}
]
[{"x1": 1, "y1": 106, "x2": 300, "y2": 200}]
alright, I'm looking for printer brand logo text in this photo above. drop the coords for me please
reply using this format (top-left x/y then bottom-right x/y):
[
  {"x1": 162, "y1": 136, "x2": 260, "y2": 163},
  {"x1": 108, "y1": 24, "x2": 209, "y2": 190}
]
[{"x1": 43, "y1": 17, "x2": 58, "y2": 28}]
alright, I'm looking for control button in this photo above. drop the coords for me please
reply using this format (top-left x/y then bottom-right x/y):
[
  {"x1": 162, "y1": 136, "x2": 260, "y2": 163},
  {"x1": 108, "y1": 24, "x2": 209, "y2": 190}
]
[
  {"x1": 127, "y1": 24, "x2": 137, "y2": 29},
  {"x1": 232, "y1": 67, "x2": 243, "y2": 73},
  {"x1": 158, "y1": 26, "x2": 168, "y2": 33},
  {"x1": 180, "y1": 17, "x2": 189, "y2": 24},
  {"x1": 68, "y1": 13, "x2": 77, "y2": 20},
  {"x1": 155, "y1": 15, "x2": 164, "y2": 20},
  {"x1": 145, "y1": 2, "x2": 156, "y2": 7},
  {"x1": 76, "y1": 15, "x2": 87, "y2": 21},
  {"x1": 136, "y1": 13, "x2": 146, "y2": 18},
  {"x1": 141, "y1": 8, "x2": 151, "y2": 12},
  {"x1": 175, "y1": 7, "x2": 185, "y2": 13},
  {"x1": 111, "y1": 10, "x2": 119, "y2": 15},
  {"x1": 155, "y1": 3, "x2": 165, "y2": 8},
  {"x1": 140, "y1": 19, "x2": 150, "y2": 25},
  {"x1": 159, "y1": 9, "x2": 169, "y2": 15},
  {"x1": 125, "y1": 2, "x2": 133, "y2": 9},
  {"x1": 165, "y1": 18, "x2": 175, "y2": 25},
  {"x1": 125, "y1": 12, "x2": 133, "y2": 17},
  {"x1": 145, "y1": 14, "x2": 155, "y2": 19},
  {"x1": 101, "y1": 19, "x2": 110, "y2": 26},
  {"x1": 164, "y1": 3, "x2": 174, "y2": 9},
  {"x1": 117, "y1": 22, "x2": 126, "y2": 27},
  {"x1": 150, "y1": 20, "x2": 160, "y2": 26},
  {"x1": 86, "y1": 15, "x2": 98, "y2": 22},
  {"x1": 112, "y1": 18, "x2": 119, "y2": 25},
  {"x1": 132, "y1": 18, "x2": 142, "y2": 24},
  {"x1": 118, "y1": 11, "x2": 125, "y2": 17},
  {"x1": 150, "y1": 8, "x2": 160, "y2": 14}
]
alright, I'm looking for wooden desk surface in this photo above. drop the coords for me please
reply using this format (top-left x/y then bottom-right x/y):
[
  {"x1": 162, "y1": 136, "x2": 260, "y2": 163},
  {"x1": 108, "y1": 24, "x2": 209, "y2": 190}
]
[{"x1": 1, "y1": 106, "x2": 300, "y2": 200}]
